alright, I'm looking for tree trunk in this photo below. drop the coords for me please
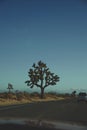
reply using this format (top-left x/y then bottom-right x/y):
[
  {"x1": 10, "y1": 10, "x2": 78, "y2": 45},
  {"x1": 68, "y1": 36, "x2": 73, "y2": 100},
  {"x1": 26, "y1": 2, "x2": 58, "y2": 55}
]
[
  {"x1": 40, "y1": 88, "x2": 44, "y2": 99},
  {"x1": 9, "y1": 89, "x2": 11, "y2": 93}
]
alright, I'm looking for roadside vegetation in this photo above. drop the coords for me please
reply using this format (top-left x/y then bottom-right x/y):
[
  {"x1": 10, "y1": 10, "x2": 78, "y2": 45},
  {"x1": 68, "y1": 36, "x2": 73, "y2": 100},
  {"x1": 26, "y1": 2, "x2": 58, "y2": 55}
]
[
  {"x1": 0, "y1": 91, "x2": 77, "y2": 106},
  {"x1": 0, "y1": 61, "x2": 81, "y2": 106}
]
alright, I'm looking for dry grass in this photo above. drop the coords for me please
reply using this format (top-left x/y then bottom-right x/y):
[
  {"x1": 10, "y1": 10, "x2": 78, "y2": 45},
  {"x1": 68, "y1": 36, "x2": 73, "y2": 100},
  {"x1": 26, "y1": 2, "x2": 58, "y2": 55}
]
[
  {"x1": 0, "y1": 95, "x2": 64, "y2": 106},
  {"x1": 0, "y1": 98, "x2": 30, "y2": 106}
]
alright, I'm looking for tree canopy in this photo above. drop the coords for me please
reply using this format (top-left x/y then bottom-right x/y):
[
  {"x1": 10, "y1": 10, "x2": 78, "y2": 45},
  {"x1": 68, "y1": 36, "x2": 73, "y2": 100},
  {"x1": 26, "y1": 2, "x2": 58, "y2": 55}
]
[{"x1": 25, "y1": 60, "x2": 60, "y2": 98}]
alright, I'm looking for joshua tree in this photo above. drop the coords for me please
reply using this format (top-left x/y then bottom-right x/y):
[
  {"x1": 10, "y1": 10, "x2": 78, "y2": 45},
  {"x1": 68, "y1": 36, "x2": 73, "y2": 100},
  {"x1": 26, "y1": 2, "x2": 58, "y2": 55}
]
[
  {"x1": 7, "y1": 83, "x2": 13, "y2": 93},
  {"x1": 25, "y1": 60, "x2": 60, "y2": 98},
  {"x1": 71, "y1": 90, "x2": 76, "y2": 97}
]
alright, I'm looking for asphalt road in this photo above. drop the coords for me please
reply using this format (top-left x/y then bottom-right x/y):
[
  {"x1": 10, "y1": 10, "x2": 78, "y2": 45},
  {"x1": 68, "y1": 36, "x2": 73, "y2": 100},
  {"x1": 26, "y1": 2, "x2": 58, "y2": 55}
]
[
  {"x1": 0, "y1": 101, "x2": 54, "y2": 118},
  {"x1": 0, "y1": 103, "x2": 27, "y2": 111},
  {"x1": 0, "y1": 100, "x2": 87, "y2": 125}
]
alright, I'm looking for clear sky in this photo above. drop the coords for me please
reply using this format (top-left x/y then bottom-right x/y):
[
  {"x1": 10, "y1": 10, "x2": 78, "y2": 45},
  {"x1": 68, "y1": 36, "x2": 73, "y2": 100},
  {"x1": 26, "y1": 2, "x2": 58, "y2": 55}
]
[{"x1": 0, "y1": 0, "x2": 87, "y2": 93}]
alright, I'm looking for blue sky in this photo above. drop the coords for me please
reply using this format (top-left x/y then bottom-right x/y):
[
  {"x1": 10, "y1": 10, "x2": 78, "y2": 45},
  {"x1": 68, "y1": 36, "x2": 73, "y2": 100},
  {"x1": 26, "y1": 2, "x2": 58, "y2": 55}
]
[{"x1": 0, "y1": 0, "x2": 87, "y2": 93}]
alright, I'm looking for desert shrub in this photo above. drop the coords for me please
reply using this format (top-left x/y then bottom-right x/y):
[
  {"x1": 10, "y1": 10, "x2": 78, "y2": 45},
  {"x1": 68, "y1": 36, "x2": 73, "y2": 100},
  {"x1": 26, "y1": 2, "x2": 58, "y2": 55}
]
[
  {"x1": 30, "y1": 92, "x2": 40, "y2": 97},
  {"x1": 16, "y1": 92, "x2": 25, "y2": 101},
  {"x1": 5, "y1": 93, "x2": 17, "y2": 99},
  {"x1": 23, "y1": 91, "x2": 30, "y2": 100},
  {"x1": 0, "y1": 92, "x2": 9, "y2": 99}
]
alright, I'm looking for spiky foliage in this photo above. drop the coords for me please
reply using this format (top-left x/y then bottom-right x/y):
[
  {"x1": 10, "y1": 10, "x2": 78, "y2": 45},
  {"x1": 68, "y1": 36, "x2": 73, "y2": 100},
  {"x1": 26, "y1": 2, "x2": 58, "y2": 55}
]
[
  {"x1": 7, "y1": 83, "x2": 13, "y2": 93},
  {"x1": 25, "y1": 61, "x2": 60, "y2": 98}
]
